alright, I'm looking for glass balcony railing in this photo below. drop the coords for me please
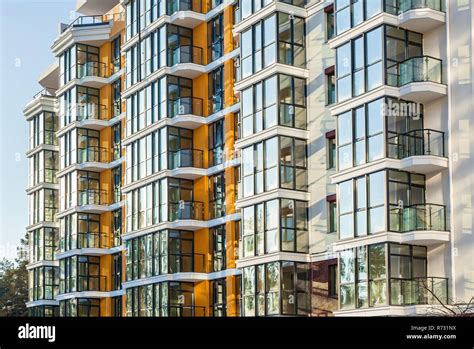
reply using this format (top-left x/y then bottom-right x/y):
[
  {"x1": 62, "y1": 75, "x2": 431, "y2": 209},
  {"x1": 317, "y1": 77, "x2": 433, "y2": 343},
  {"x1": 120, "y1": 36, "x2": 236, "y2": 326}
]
[
  {"x1": 387, "y1": 129, "x2": 445, "y2": 159},
  {"x1": 29, "y1": 285, "x2": 58, "y2": 301},
  {"x1": 78, "y1": 189, "x2": 108, "y2": 206},
  {"x1": 168, "y1": 45, "x2": 204, "y2": 66},
  {"x1": 388, "y1": 56, "x2": 443, "y2": 87},
  {"x1": 398, "y1": 0, "x2": 446, "y2": 13},
  {"x1": 168, "y1": 97, "x2": 204, "y2": 117},
  {"x1": 169, "y1": 252, "x2": 205, "y2": 273},
  {"x1": 168, "y1": 149, "x2": 204, "y2": 169},
  {"x1": 390, "y1": 277, "x2": 448, "y2": 306},
  {"x1": 78, "y1": 146, "x2": 109, "y2": 164},
  {"x1": 167, "y1": 305, "x2": 206, "y2": 317},
  {"x1": 389, "y1": 203, "x2": 447, "y2": 232},
  {"x1": 76, "y1": 103, "x2": 109, "y2": 121},
  {"x1": 33, "y1": 88, "x2": 55, "y2": 99},
  {"x1": 167, "y1": 0, "x2": 204, "y2": 14},
  {"x1": 169, "y1": 201, "x2": 204, "y2": 220},
  {"x1": 209, "y1": 199, "x2": 225, "y2": 220},
  {"x1": 77, "y1": 61, "x2": 111, "y2": 79},
  {"x1": 75, "y1": 232, "x2": 110, "y2": 249},
  {"x1": 208, "y1": 94, "x2": 224, "y2": 115}
]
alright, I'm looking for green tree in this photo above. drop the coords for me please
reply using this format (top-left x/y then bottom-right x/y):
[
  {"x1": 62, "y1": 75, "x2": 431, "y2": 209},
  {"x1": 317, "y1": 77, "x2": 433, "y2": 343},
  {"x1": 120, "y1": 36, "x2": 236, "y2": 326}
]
[{"x1": 0, "y1": 233, "x2": 29, "y2": 316}]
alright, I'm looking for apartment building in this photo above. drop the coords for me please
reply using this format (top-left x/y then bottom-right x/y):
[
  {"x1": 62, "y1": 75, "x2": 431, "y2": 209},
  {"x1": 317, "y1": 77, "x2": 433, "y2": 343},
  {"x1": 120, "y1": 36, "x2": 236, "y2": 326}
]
[{"x1": 24, "y1": 0, "x2": 473, "y2": 317}]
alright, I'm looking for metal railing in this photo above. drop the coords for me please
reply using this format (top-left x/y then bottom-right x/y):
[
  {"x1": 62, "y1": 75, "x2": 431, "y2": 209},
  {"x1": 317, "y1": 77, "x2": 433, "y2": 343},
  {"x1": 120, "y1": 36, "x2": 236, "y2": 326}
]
[
  {"x1": 167, "y1": 45, "x2": 204, "y2": 66},
  {"x1": 169, "y1": 201, "x2": 204, "y2": 220},
  {"x1": 390, "y1": 277, "x2": 448, "y2": 306},
  {"x1": 389, "y1": 203, "x2": 447, "y2": 232},
  {"x1": 167, "y1": 0, "x2": 204, "y2": 14},
  {"x1": 387, "y1": 129, "x2": 445, "y2": 159},
  {"x1": 168, "y1": 149, "x2": 204, "y2": 169},
  {"x1": 78, "y1": 189, "x2": 108, "y2": 206},
  {"x1": 168, "y1": 252, "x2": 206, "y2": 273},
  {"x1": 388, "y1": 56, "x2": 443, "y2": 87},
  {"x1": 62, "y1": 15, "x2": 110, "y2": 33},
  {"x1": 168, "y1": 97, "x2": 204, "y2": 117},
  {"x1": 209, "y1": 199, "x2": 226, "y2": 220},
  {"x1": 77, "y1": 61, "x2": 111, "y2": 79},
  {"x1": 77, "y1": 146, "x2": 109, "y2": 163},
  {"x1": 33, "y1": 88, "x2": 55, "y2": 99},
  {"x1": 60, "y1": 275, "x2": 107, "y2": 293}
]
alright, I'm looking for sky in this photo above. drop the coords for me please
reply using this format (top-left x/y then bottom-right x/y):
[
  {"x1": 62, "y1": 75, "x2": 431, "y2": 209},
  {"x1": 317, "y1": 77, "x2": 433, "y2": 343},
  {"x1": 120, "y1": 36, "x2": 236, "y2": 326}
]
[{"x1": 0, "y1": 0, "x2": 76, "y2": 260}]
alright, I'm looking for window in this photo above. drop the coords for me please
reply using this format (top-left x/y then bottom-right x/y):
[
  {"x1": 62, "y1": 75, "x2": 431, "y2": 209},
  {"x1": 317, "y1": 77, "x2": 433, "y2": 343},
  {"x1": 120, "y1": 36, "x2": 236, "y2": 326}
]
[
  {"x1": 241, "y1": 12, "x2": 305, "y2": 80},
  {"x1": 60, "y1": 256, "x2": 101, "y2": 294},
  {"x1": 209, "y1": 66, "x2": 224, "y2": 114},
  {"x1": 29, "y1": 228, "x2": 58, "y2": 263},
  {"x1": 113, "y1": 166, "x2": 122, "y2": 203},
  {"x1": 335, "y1": 0, "x2": 383, "y2": 35},
  {"x1": 328, "y1": 264, "x2": 338, "y2": 298},
  {"x1": 112, "y1": 253, "x2": 122, "y2": 291},
  {"x1": 211, "y1": 278, "x2": 227, "y2": 317},
  {"x1": 208, "y1": 14, "x2": 223, "y2": 62},
  {"x1": 325, "y1": 66, "x2": 336, "y2": 105},
  {"x1": 112, "y1": 296, "x2": 122, "y2": 317},
  {"x1": 325, "y1": 5, "x2": 335, "y2": 40},
  {"x1": 327, "y1": 195, "x2": 337, "y2": 233},
  {"x1": 77, "y1": 128, "x2": 100, "y2": 163},
  {"x1": 326, "y1": 130, "x2": 336, "y2": 169},
  {"x1": 209, "y1": 173, "x2": 226, "y2": 219},
  {"x1": 241, "y1": 74, "x2": 306, "y2": 139},
  {"x1": 113, "y1": 209, "x2": 122, "y2": 247},
  {"x1": 28, "y1": 266, "x2": 59, "y2": 301},
  {"x1": 210, "y1": 225, "x2": 226, "y2": 274},
  {"x1": 112, "y1": 35, "x2": 121, "y2": 73},
  {"x1": 242, "y1": 198, "x2": 308, "y2": 257},
  {"x1": 112, "y1": 78, "x2": 122, "y2": 118},
  {"x1": 209, "y1": 119, "x2": 224, "y2": 167},
  {"x1": 242, "y1": 261, "x2": 310, "y2": 316},
  {"x1": 338, "y1": 170, "x2": 386, "y2": 240}
]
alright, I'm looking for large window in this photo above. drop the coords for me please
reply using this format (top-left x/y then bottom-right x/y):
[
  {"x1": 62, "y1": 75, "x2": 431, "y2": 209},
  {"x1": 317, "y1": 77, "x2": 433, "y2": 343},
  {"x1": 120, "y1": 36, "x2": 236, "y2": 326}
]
[
  {"x1": 208, "y1": 14, "x2": 223, "y2": 62},
  {"x1": 339, "y1": 242, "x2": 429, "y2": 309},
  {"x1": 242, "y1": 198, "x2": 308, "y2": 257},
  {"x1": 126, "y1": 281, "x2": 202, "y2": 317},
  {"x1": 211, "y1": 278, "x2": 226, "y2": 317},
  {"x1": 125, "y1": 229, "x2": 198, "y2": 281},
  {"x1": 241, "y1": 74, "x2": 306, "y2": 139},
  {"x1": 335, "y1": 0, "x2": 383, "y2": 35},
  {"x1": 60, "y1": 298, "x2": 100, "y2": 317},
  {"x1": 211, "y1": 225, "x2": 226, "y2": 272},
  {"x1": 242, "y1": 136, "x2": 307, "y2": 198},
  {"x1": 209, "y1": 66, "x2": 224, "y2": 114},
  {"x1": 242, "y1": 261, "x2": 310, "y2": 316},
  {"x1": 60, "y1": 256, "x2": 103, "y2": 294},
  {"x1": 241, "y1": 12, "x2": 305, "y2": 80},
  {"x1": 209, "y1": 119, "x2": 224, "y2": 167},
  {"x1": 209, "y1": 172, "x2": 226, "y2": 219},
  {"x1": 29, "y1": 189, "x2": 58, "y2": 225},
  {"x1": 29, "y1": 112, "x2": 58, "y2": 149},
  {"x1": 240, "y1": 0, "x2": 306, "y2": 22},
  {"x1": 28, "y1": 266, "x2": 59, "y2": 301},
  {"x1": 60, "y1": 213, "x2": 104, "y2": 252},
  {"x1": 29, "y1": 228, "x2": 58, "y2": 263}
]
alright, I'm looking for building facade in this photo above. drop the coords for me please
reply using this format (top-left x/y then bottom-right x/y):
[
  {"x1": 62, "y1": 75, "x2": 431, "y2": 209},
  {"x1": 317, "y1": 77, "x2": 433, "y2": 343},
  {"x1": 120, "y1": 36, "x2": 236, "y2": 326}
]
[{"x1": 24, "y1": 0, "x2": 473, "y2": 317}]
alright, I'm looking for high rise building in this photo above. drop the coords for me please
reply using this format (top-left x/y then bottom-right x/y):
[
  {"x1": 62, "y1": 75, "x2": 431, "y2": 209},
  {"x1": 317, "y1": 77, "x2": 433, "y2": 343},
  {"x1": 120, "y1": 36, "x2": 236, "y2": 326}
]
[{"x1": 24, "y1": 0, "x2": 473, "y2": 317}]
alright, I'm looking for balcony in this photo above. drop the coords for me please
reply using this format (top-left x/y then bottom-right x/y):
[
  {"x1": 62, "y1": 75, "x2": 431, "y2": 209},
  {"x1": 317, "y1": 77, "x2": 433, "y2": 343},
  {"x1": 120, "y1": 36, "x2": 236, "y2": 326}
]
[
  {"x1": 77, "y1": 189, "x2": 111, "y2": 213},
  {"x1": 53, "y1": 14, "x2": 123, "y2": 56},
  {"x1": 168, "y1": 252, "x2": 206, "y2": 274},
  {"x1": 387, "y1": 203, "x2": 449, "y2": 245},
  {"x1": 168, "y1": 149, "x2": 205, "y2": 179},
  {"x1": 387, "y1": 129, "x2": 447, "y2": 174},
  {"x1": 167, "y1": 0, "x2": 206, "y2": 28},
  {"x1": 77, "y1": 146, "x2": 111, "y2": 171},
  {"x1": 76, "y1": 61, "x2": 112, "y2": 88},
  {"x1": 167, "y1": 45, "x2": 205, "y2": 78},
  {"x1": 390, "y1": 276, "x2": 448, "y2": 306},
  {"x1": 387, "y1": 56, "x2": 446, "y2": 103},
  {"x1": 396, "y1": 0, "x2": 446, "y2": 33},
  {"x1": 169, "y1": 201, "x2": 204, "y2": 221},
  {"x1": 60, "y1": 275, "x2": 107, "y2": 294}
]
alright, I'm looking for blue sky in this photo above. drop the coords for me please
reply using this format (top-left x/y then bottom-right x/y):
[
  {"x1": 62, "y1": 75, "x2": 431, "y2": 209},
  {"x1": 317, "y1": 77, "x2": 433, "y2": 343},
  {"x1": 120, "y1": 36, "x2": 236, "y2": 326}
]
[{"x1": 0, "y1": 0, "x2": 76, "y2": 260}]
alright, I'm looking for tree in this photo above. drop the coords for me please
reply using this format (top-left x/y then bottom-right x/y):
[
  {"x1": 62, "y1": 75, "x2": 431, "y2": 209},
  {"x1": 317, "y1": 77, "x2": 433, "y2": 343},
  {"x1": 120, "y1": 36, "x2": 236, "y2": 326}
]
[{"x1": 0, "y1": 233, "x2": 29, "y2": 317}]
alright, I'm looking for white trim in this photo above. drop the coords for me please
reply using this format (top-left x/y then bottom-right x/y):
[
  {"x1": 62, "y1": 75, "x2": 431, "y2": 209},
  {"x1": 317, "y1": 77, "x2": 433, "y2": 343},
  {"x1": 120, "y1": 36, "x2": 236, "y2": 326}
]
[
  {"x1": 236, "y1": 188, "x2": 310, "y2": 208},
  {"x1": 334, "y1": 305, "x2": 436, "y2": 317},
  {"x1": 122, "y1": 268, "x2": 242, "y2": 289},
  {"x1": 56, "y1": 245, "x2": 126, "y2": 259},
  {"x1": 26, "y1": 300, "x2": 59, "y2": 308},
  {"x1": 332, "y1": 231, "x2": 450, "y2": 252},
  {"x1": 121, "y1": 212, "x2": 241, "y2": 241},
  {"x1": 23, "y1": 96, "x2": 57, "y2": 119},
  {"x1": 26, "y1": 221, "x2": 59, "y2": 232},
  {"x1": 236, "y1": 252, "x2": 310, "y2": 269},
  {"x1": 56, "y1": 289, "x2": 125, "y2": 301},
  {"x1": 234, "y1": 63, "x2": 309, "y2": 92},
  {"x1": 331, "y1": 156, "x2": 449, "y2": 184},
  {"x1": 56, "y1": 157, "x2": 125, "y2": 178},
  {"x1": 26, "y1": 144, "x2": 59, "y2": 158},
  {"x1": 26, "y1": 260, "x2": 59, "y2": 270},
  {"x1": 26, "y1": 182, "x2": 59, "y2": 195},
  {"x1": 56, "y1": 200, "x2": 125, "y2": 219},
  {"x1": 235, "y1": 126, "x2": 309, "y2": 149}
]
